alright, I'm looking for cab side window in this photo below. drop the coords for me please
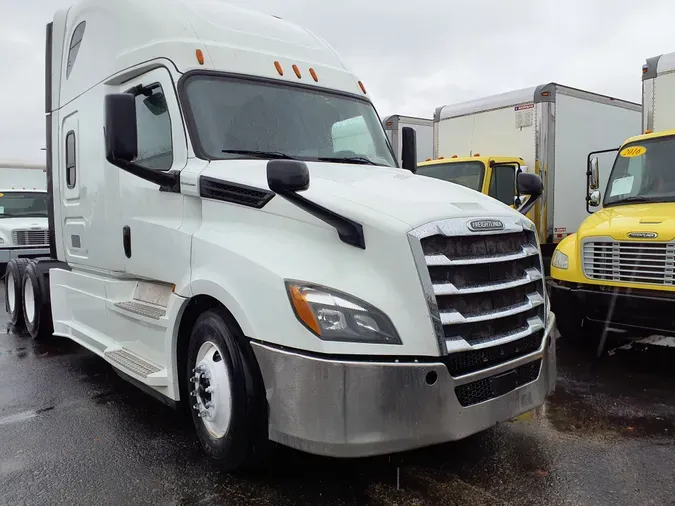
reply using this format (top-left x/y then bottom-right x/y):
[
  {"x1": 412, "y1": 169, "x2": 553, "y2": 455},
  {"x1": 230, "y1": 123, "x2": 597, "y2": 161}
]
[
  {"x1": 134, "y1": 84, "x2": 173, "y2": 170},
  {"x1": 489, "y1": 165, "x2": 516, "y2": 205}
]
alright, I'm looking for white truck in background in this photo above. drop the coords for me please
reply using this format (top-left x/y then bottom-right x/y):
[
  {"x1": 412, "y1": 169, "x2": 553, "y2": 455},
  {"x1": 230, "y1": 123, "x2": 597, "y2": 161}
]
[
  {"x1": 382, "y1": 115, "x2": 433, "y2": 164},
  {"x1": 429, "y1": 84, "x2": 641, "y2": 267},
  {"x1": 642, "y1": 52, "x2": 675, "y2": 133},
  {"x1": 5, "y1": 0, "x2": 555, "y2": 471},
  {"x1": 0, "y1": 162, "x2": 49, "y2": 272}
]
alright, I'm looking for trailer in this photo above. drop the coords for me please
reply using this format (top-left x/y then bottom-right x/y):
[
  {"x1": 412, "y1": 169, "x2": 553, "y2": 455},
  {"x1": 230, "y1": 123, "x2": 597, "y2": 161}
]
[
  {"x1": 642, "y1": 52, "x2": 675, "y2": 133},
  {"x1": 0, "y1": 162, "x2": 49, "y2": 271},
  {"x1": 5, "y1": 0, "x2": 555, "y2": 471},
  {"x1": 430, "y1": 84, "x2": 641, "y2": 264},
  {"x1": 382, "y1": 115, "x2": 433, "y2": 164}
]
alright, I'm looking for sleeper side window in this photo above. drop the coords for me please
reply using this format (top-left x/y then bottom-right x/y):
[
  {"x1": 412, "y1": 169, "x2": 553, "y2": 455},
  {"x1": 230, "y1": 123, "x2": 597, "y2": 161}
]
[
  {"x1": 133, "y1": 84, "x2": 173, "y2": 170},
  {"x1": 65, "y1": 131, "x2": 76, "y2": 189}
]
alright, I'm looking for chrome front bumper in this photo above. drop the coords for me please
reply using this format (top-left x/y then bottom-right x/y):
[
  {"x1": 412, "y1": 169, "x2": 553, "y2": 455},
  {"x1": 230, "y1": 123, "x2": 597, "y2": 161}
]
[{"x1": 252, "y1": 312, "x2": 557, "y2": 458}]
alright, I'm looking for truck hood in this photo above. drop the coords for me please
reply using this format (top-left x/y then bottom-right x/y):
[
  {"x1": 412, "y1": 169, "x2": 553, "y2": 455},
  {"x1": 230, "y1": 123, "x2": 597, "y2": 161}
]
[
  {"x1": 578, "y1": 203, "x2": 675, "y2": 242},
  {"x1": 201, "y1": 160, "x2": 520, "y2": 228}
]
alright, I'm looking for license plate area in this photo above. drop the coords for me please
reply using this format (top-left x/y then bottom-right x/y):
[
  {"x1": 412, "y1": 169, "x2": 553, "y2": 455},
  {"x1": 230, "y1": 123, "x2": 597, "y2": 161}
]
[{"x1": 489, "y1": 370, "x2": 519, "y2": 397}]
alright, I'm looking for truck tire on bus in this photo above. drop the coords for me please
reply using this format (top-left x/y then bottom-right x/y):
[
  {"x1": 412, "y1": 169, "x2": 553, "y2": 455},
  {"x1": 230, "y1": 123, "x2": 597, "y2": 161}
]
[
  {"x1": 187, "y1": 309, "x2": 267, "y2": 471},
  {"x1": 22, "y1": 261, "x2": 54, "y2": 340},
  {"x1": 5, "y1": 258, "x2": 30, "y2": 329}
]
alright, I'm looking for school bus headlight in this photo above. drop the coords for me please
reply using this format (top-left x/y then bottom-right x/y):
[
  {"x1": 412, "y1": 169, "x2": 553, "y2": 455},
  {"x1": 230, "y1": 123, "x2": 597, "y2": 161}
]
[{"x1": 551, "y1": 250, "x2": 569, "y2": 270}]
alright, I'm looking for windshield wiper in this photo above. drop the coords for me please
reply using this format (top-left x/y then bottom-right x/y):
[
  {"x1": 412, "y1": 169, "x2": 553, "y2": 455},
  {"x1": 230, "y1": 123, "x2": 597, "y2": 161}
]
[
  {"x1": 317, "y1": 156, "x2": 378, "y2": 166},
  {"x1": 221, "y1": 149, "x2": 295, "y2": 160},
  {"x1": 605, "y1": 195, "x2": 650, "y2": 206}
]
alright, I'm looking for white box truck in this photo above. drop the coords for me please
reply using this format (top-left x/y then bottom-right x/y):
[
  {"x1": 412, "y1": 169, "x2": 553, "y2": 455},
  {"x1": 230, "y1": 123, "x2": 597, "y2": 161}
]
[
  {"x1": 430, "y1": 84, "x2": 641, "y2": 266},
  {"x1": 5, "y1": 0, "x2": 556, "y2": 470},
  {"x1": 0, "y1": 162, "x2": 50, "y2": 271},
  {"x1": 642, "y1": 52, "x2": 675, "y2": 133},
  {"x1": 383, "y1": 115, "x2": 433, "y2": 164}
]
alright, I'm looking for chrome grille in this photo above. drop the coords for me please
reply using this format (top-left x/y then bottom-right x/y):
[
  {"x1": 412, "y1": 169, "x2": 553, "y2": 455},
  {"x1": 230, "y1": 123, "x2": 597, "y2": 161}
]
[
  {"x1": 582, "y1": 240, "x2": 675, "y2": 286},
  {"x1": 12, "y1": 229, "x2": 49, "y2": 247},
  {"x1": 408, "y1": 216, "x2": 546, "y2": 365}
]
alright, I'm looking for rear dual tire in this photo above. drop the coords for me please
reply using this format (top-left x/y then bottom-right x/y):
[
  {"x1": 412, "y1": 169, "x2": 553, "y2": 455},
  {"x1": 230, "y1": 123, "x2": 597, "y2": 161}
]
[
  {"x1": 5, "y1": 258, "x2": 30, "y2": 329},
  {"x1": 22, "y1": 262, "x2": 53, "y2": 340},
  {"x1": 4, "y1": 258, "x2": 53, "y2": 339}
]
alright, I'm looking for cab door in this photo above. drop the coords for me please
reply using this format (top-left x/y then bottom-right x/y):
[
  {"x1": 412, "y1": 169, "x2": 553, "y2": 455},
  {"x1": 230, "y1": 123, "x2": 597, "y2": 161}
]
[
  {"x1": 116, "y1": 67, "x2": 191, "y2": 285},
  {"x1": 59, "y1": 111, "x2": 94, "y2": 265}
]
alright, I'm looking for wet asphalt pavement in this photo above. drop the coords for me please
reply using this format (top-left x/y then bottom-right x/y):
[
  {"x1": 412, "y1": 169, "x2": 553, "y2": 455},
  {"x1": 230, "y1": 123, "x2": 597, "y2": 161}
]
[{"x1": 1, "y1": 290, "x2": 675, "y2": 505}]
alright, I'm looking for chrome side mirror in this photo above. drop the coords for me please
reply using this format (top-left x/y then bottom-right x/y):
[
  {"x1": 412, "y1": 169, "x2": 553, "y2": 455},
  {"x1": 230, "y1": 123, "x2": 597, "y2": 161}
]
[
  {"x1": 589, "y1": 157, "x2": 600, "y2": 190},
  {"x1": 588, "y1": 190, "x2": 601, "y2": 207}
]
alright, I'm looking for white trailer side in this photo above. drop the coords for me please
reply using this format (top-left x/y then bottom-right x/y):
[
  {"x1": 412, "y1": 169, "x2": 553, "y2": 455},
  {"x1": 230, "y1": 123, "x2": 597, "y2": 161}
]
[
  {"x1": 382, "y1": 115, "x2": 433, "y2": 164},
  {"x1": 642, "y1": 53, "x2": 675, "y2": 133}
]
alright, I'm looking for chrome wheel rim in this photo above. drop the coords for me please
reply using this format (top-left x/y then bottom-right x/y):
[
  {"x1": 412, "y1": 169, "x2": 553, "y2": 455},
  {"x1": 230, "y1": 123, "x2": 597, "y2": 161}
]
[
  {"x1": 24, "y1": 277, "x2": 35, "y2": 324},
  {"x1": 7, "y1": 271, "x2": 15, "y2": 314},
  {"x1": 190, "y1": 340, "x2": 232, "y2": 438}
]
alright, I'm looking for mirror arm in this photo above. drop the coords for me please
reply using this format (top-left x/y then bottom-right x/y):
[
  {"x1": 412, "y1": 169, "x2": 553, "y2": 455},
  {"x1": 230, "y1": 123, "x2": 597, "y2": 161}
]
[{"x1": 108, "y1": 157, "x2": 180, "y2": 193}]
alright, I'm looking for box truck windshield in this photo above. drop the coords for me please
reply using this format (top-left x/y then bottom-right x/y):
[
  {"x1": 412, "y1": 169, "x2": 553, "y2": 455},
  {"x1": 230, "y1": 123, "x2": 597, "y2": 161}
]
[
  {"x1": 182, "y1": 74, "x2": 396, "y2": 167},
  {"x1": 604, "y1": 136, "x2": 675, "y2": 206},
  {"x1": 0, "y1": 192, "x2": 48, "y2": 218},
  {"x1": 416, "y1": 161, "x2": 484, "y2": 192}
]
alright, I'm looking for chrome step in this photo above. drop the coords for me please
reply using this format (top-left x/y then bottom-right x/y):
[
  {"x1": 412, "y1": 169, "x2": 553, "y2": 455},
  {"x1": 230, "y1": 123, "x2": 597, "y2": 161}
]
[
  {"x1": 114, "y1": 301, "x2": 166, "y2": 320},
  {"x1": 104, "y1": 348, "x2": 164, "y2": 381}
]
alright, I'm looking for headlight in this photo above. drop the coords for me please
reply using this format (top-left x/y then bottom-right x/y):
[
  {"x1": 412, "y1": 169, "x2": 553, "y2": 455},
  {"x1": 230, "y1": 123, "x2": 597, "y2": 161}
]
[
  {"x1": 551, "y1": 250, "x2": 569, "y2": 269},
  {"x1": 285, "y1": 280, "x2": 402, "y2": 344},
  {"x1": 0, "y1": 237, "x2": 4, "y2": 244}
]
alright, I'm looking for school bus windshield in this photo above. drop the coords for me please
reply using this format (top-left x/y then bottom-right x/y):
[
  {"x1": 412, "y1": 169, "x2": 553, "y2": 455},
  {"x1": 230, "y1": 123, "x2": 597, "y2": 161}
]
[{"x1": 604, "y1": 136, "x2": 675, "y2": 206}]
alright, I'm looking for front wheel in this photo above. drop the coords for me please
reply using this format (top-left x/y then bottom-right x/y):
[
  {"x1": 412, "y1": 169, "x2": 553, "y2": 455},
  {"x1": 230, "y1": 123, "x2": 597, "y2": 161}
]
[{"x1": 187, "y1": 309, "x2": 268, "y2": 471}]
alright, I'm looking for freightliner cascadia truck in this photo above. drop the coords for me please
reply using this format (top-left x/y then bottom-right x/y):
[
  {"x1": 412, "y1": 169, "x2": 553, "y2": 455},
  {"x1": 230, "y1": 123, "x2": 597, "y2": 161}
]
[{"x1": 5, "y1": 0, "x2": 555, "y2": 470}]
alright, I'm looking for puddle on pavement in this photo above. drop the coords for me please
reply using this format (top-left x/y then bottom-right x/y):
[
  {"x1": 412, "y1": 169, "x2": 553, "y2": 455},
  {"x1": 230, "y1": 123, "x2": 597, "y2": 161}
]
[
  {"x1": 0, "y1": 406, "x2": 54, "y2": 426},
  {"x1": 509, "y1": 387, "x2": 675, "y2": 439}
]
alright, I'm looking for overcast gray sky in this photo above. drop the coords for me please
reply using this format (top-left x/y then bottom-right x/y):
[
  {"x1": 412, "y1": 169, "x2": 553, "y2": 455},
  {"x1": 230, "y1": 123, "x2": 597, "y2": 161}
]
[{"x1": 1, "y1": 0, "x2": 674, "y2": 164}]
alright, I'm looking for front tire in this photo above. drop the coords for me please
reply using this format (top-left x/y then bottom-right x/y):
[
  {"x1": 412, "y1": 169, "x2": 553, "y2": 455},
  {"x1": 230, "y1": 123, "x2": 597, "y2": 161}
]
[
  {"x1": 187, "y1": 309, "x2": 268, "y2": 471},
  {"x1": 5, "y1": 258, "x2": 30, "y2": 329},
  {"x1": 22, "y1": 262, "x2": 53, "y2": 340}
]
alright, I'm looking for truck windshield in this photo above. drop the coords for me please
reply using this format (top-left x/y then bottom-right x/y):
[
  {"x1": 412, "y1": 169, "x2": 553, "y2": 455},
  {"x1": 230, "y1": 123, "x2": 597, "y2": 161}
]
[
  {"x1": 416, "y1": 161, "x2": 484, "y2": 192},
  {"x1": 0, "y1": 192, "x2": 48, "y2": 218},
  {"x1": 180, "y1": 74, "x2": 397, "y2": 167},
  {"x1": 604, "y1": 135, "x2": 675, "y2": 206}
]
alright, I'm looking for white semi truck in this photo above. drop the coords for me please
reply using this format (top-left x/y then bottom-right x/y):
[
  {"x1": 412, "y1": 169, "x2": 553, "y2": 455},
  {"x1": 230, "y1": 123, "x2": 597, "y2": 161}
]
[
  {"x1": 642, "y1": 51, "x2": 675, "y2": 133},
  {"x1": 430, "y1": 85, "x2": 641, "y2": 267},
  {"x1": 0, "y1": 162, "x2": 49, "y2": 271},
  {"x1": 6, "y1": 0, "x2": 556, "y2": 470},
  {"x1": 382, "y1": 115, "x2": 434, "y2": 164}
]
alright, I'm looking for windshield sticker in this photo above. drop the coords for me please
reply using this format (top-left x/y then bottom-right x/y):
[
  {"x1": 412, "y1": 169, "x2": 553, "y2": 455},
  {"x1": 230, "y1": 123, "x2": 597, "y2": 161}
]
[
  {"x1": 619, "y1": 145, "x2": 646, "y2": 157},
  {"x1": 0, "y1": 206, "x2": 4, "y2": 214},
  {"x1": 609, "y1": 176, "x2": 634, "y2": 196}
]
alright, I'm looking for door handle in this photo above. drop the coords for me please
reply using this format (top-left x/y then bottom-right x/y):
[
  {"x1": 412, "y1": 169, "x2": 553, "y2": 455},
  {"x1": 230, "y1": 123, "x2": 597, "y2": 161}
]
[{"x1": 123, "y1": 225, "x2": 131, "y2": 258}]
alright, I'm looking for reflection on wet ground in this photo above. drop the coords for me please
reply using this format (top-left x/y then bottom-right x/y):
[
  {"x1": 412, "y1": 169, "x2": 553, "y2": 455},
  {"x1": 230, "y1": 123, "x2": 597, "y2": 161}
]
[{"x1": 1, "y1": 313, "x2": 674, "y2": 505}]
